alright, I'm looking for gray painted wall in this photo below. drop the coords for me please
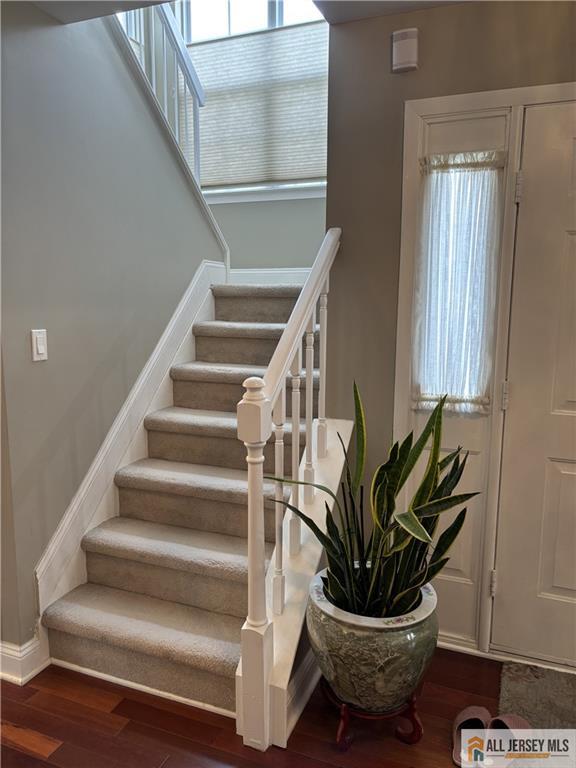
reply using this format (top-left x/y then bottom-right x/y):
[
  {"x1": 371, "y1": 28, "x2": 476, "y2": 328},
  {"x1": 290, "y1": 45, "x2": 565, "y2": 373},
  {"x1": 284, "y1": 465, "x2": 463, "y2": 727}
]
[
  {"x1": 1, "y1": 2, "x2": 223, "y2": 644},
  {"x1": 326, "y1": 1, "x2": 576, "y2": 480},
  {"x1": 211, "y1": 198, "x2": 326, "y2": 270}
]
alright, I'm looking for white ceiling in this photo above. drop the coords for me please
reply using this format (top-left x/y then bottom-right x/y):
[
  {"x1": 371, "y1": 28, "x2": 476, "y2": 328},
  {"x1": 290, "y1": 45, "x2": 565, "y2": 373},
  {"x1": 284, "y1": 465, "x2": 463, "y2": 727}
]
[{"x1": 314, "y1": 1, "x2": 456, "y2": 25}]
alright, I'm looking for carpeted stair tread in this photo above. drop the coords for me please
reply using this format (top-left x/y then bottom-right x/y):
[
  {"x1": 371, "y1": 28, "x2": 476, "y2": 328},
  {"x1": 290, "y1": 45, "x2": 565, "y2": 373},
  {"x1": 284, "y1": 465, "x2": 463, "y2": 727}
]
[
  {"x1": 144, "y1": 407, "x2": 303, "y2": 442},
  {"x1": 82, "y1": 517, "x2": 271, "y2": 583},
  {"x1": 114, "y1": 458, "x2": 281, "y2": 507},
  {"x1": 42, "y1": 584, "x2": 242, "y2": 678},
  {"x1": 193, "y1": 321, "x2": 287, "y2": 339},
  {"x1": 170, "y1": 360, "x2": 319, "y2": 387},
  {"x1": 194, "y1": 321, "x2": 320, "y2": 339},
  {"x1": 211, "y1": 284, "x2": 301, "y2": 298}
]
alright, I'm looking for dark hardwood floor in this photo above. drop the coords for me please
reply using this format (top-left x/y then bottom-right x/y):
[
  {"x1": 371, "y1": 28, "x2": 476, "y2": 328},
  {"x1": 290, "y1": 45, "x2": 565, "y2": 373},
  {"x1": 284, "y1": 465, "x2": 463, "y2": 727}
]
[{"x1": 1, "y1": 649, "x2": 501, "y2": 768}]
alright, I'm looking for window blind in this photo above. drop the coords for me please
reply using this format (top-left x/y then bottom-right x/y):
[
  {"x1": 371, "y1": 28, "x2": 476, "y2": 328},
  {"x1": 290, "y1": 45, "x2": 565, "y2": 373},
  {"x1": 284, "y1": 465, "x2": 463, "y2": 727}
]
[
  {"x1": 411, "y1": 150, "x2": 506, "y2": 414},
  {"x1": 185, "y1": 21, "x2": 328, "y2": 188}
]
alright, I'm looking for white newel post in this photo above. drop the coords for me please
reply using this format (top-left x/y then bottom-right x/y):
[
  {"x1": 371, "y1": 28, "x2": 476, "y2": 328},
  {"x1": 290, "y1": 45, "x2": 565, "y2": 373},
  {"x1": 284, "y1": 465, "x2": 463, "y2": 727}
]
[
  {"x1": 289, "y1": 349, "x2": 302, "y2": 556},
  {"x1": 237, "y1": 377, "x2": 273, "y2": 751},
  {"x1": 317, "y1": 278, "x2": 329, "y2": 459},
  {"x1": 303, "y1": 311, "x2": 316, "y2": 504},
  {"x1": 272, "y1": 388, "x2": 286, "y2": 615}
]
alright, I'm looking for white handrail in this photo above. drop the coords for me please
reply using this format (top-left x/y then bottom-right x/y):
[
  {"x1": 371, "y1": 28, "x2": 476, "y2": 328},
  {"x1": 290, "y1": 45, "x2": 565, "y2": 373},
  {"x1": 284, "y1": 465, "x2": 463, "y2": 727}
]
[
  {"x1": 156, "y1": 4, "x2": 205, "y2": 106},
  {"x1": 108, "y1": 10, "x2": 230, "y2": 278},
  {"x1": 263, "y1": 228, "x2": 341, "y2": 406},
  {"x1": 236, "y1": 227, "x2": 341, "y2": 750}
]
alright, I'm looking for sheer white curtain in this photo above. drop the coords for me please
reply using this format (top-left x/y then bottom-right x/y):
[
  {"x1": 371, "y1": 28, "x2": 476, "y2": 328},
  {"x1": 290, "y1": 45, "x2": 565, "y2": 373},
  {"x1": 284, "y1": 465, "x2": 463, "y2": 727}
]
[{"x1": 412, "y1": 150, "x2": 506, "y2": 414}]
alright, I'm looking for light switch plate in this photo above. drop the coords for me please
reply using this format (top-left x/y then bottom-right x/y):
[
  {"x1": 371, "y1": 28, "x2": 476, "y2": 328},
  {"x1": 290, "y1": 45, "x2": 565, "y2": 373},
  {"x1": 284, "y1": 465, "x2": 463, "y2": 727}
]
[{"x1": 31, "y1": 329, "x2": 48, "y2": 361}]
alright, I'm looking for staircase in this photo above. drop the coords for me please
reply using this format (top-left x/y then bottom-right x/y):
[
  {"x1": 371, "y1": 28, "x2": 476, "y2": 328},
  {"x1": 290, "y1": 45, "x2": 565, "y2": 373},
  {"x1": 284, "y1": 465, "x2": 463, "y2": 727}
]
[{"x1": 42, "y1": 284, "x2": 316, "y2": 714}]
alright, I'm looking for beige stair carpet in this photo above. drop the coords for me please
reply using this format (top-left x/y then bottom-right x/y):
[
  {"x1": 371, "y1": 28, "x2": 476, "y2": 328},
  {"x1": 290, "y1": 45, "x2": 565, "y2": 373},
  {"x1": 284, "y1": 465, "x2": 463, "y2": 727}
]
[{"x1": 42, "y1": 284, "x2": 309, "y2": 712}]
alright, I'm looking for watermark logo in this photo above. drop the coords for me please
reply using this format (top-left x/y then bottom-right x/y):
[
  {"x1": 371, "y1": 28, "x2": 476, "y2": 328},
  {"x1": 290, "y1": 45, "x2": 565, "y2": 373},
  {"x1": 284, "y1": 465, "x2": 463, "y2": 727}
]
[
  {"x1": 462, "y1": 729, "x2": 576, "y2": 768},
  {"x1": 467, "y1": 735, "x2": 485, "y2": 763}
]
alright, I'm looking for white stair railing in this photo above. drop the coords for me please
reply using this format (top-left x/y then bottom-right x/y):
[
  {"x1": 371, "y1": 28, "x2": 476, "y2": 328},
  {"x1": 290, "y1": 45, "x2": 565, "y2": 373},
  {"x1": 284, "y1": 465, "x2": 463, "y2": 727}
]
[
  {"x1": 236, "y1": 227, "x2": 341, "y2": 750},
  {"x1": 117, "y1": 4, "x2": 205, "y2": 182}
]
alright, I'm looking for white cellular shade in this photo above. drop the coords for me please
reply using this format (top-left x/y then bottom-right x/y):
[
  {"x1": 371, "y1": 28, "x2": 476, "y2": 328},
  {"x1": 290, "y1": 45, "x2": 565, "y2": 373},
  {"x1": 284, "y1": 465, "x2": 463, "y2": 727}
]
[
  {"x1": 187, "y1": 22, "x2": 328, "y2": 188},
  {"x1": 412, "y1": 151, "x2": 506, "y2": 414}
]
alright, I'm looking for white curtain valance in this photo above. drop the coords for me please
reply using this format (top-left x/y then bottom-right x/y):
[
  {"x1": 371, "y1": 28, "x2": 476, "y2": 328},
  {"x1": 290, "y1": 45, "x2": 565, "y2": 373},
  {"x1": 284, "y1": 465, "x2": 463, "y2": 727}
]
[
  {"x1": 420, "y1": 150, "x2": 507, "y2": 173},
  {"x1": 412, "y1": 150, "x2": 507, "y2": 414},
  {"x1": 186, "y1": 22, "x2": 328, "y2": 188}
]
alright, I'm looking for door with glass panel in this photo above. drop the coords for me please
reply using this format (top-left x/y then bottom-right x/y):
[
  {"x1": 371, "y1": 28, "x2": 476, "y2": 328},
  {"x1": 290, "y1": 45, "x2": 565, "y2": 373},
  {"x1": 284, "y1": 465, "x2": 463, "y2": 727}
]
[
  {"x1": 395, "y1": 109, "x2": 511, "y2": 644},
  {"x1": 490, "y1": 102, "x2": 576, "y2": 666}
]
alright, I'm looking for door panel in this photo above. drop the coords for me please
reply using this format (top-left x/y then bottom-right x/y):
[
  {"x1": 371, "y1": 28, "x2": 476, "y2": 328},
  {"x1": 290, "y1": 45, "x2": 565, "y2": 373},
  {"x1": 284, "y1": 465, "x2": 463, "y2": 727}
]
[
  {"x1": 491, "y1": 102, "x2": 576, "y2": 665},
  {"x1": 402, "y1": 111, "x2": 510, "y2": 643}
]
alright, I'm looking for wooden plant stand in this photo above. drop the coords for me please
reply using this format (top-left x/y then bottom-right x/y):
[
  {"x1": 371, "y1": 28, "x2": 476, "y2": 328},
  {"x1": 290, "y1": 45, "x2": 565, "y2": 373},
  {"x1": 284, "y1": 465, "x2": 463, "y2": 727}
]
[{"x1": 320, "y1": 677, "x2": 424, "y2": 752}]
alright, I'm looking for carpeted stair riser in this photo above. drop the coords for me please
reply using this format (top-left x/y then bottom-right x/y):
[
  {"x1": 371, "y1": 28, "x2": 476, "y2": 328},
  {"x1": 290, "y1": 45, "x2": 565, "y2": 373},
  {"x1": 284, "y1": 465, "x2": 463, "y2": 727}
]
[
  {"x1": 118, "y1": 488, "x2": 276, "y2": 541},
  {"x1": 194, "y1": 333, "x2": 319, "y2": 367},
  {"x1": 86, "y1": 552, "x2": 249, "y2": 618},
  {"x1": 172, "y1": 377, "x2": 318, "y2": 415},
  {"x1": 211, "y1": 284, "x2": 301, "y2": 324},
  {"x1": 48, "y1": 630, "x2": 236, "y2": 710},
  {"x1": 215, "y1": 296, "x2": 298, "y2": 324},
  {"x1": 147, "y1": 430, "x2": 297, "y2": 472}
]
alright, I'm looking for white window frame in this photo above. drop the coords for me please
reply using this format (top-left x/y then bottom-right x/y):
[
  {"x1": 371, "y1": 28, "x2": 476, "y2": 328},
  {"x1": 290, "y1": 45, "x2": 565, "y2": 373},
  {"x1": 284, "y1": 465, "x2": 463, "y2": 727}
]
[
  {"x1": 182, "y1": 0, "x2": 322, "y2": 44},
  {"x1": 394, "y1": 82, "x2": 576, "y2": 664}
]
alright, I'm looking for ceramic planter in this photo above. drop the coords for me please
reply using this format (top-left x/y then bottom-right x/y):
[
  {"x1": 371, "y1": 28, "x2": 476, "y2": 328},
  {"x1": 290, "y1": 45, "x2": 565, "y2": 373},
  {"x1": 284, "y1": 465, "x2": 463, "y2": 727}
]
[{"x1": 306, "y1": 570, "x2": 439, "y2": 713}]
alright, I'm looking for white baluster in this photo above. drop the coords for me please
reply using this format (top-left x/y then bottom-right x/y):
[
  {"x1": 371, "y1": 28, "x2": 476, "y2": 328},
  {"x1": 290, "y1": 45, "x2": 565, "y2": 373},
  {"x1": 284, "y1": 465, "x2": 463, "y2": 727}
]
[
  {"x1": 193, "y1": 93, "x2": 200, "y2": 182},
  {"x1": 173, "y1": 51, "x2": 179, "y2": 142},
  {"x1": 304, "y1": 311, "x2": 315, "y2": 504},
  {"x1": 162, "y1": 27, "x2": 168, "y2": 115},
  {"x1": 272, "y1": 388, "x2": 286, "y2": 615},
  {"x1": 149, "y1": 10, "x2": 157, "y2": 91},
  {"x1": 237, "y1": 377, "x2": 273, "y2": 751},
  {"x1": 183, "y1": 82, "x2": 189, "y2": 163},
  {"x1": 317, "y1": 278, "x2": 329, "y2": 459},
  {"x1": 289, "y1": 348, "x2": 302, "y2": 556}
]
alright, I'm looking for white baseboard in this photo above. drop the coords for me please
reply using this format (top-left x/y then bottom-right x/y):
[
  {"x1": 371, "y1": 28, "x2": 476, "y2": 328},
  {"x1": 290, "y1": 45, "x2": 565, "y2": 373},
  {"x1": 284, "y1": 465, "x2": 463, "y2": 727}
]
[
  {"x1": 50, "y1": 658, "x2": 235, "y2": 718},
  {"x1": 34, "y1": 260, "x2": 225, "y2": 616},
  {"x1": 229, "y1": 267, "x2": 310, "y2": 285},
  {"x1": 439, "y1": 634, "x2": 576, "y2": 674},
  {"x1": 1, "y1": 625, "x2": 51, "y2": 685}
]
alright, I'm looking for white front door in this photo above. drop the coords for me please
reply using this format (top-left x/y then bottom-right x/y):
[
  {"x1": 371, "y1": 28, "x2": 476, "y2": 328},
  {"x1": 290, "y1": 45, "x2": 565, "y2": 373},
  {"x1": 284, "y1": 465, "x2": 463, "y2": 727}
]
[
  {"x1": 395, "y1": 107, "x2": 513, "y2": 645},
  {"x1": 491, "y1": 102, "x2": 576, "y2": 666}
]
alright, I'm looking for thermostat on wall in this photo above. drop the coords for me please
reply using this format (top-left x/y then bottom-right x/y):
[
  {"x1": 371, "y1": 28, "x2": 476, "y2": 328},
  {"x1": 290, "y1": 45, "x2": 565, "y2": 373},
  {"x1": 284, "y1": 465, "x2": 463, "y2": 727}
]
[{"x1": 392, "y1": 28, "x2": 418, "y2": 72}]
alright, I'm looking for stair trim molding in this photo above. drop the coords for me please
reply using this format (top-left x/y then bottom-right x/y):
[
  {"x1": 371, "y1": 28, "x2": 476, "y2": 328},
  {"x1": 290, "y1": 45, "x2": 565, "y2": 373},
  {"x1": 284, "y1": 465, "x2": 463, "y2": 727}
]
[
  {"x1": 0, "y1": 625, "x2": 51, "y2": 685},
  {"x1": 35, "y1": 260, "x2": 225, "y2": 619}
]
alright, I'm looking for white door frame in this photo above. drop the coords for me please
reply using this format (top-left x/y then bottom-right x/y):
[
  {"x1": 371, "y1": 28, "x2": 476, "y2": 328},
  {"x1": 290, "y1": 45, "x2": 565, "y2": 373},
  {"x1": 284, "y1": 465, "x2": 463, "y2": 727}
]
[{"x1": 394, "y1": 81, "x2": 576, "y2": 663}]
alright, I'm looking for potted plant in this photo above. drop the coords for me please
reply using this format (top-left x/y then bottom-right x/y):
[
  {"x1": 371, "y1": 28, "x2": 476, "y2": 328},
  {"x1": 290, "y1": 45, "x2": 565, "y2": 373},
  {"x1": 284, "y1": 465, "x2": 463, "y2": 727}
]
[{"x1": 276, "y1": 385, "x2": 477, "y2": 713}]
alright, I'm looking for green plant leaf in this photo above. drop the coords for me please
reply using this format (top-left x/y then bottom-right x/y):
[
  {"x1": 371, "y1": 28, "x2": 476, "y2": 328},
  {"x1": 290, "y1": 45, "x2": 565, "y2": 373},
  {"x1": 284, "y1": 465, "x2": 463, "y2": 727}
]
[
  {"x1": 266, "y1": 475, "x2": 347, "y2": 533},
  {"x1": 438, "y1": 446, "x2": 462, "y2": 472},
  {"x1": 393, "y1": 509, "x2": 432, "y2": 543},
  {"x1": 352, "y1": 381, "x2": 366, "y2": 495},
  {"x1": 322, "y1": 572, "x2": 350, "y2": 609},
  {"x1": 386, "y1": 528, "x2": 412, "y2": 555},
  {"x1": 433, "y1": 451, "x2": 469, "y2": 500},
  {"x1": 430, "y1": 509, "x2": 467, "y2": 564},
  {"x1": 397, "y1": 399, "x2": 445, "y2": 493},
  {"x1": 412, "y1": 399, "x2": 444, "y2": 508},
  {"x1": 278, "y1": 500, "x2": 342, "y2": 563},
  {"x1": 413, "y1": 492, "x2": 478, "y2": 518},
  {"x1": 424, "y1": 556, "x2": 450, "y2": 582},
  {"x1": 371, "y1": 476, "x2": 389, "y2": 536},
  {"x1": 370, "y1": 442, "x2": 399, "y2": 505}
]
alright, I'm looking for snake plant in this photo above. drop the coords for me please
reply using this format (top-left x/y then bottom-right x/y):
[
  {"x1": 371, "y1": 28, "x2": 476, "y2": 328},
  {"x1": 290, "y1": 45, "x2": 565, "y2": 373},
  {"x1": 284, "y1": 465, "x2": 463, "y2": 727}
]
[{"x1": 272, "y1": 385, "x2": 478, "y2": 618}]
